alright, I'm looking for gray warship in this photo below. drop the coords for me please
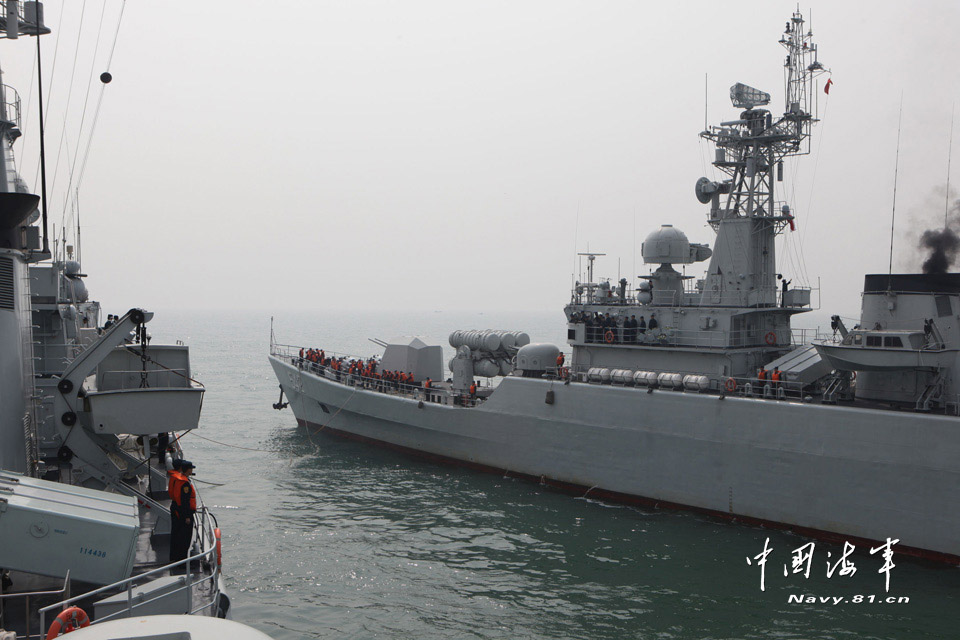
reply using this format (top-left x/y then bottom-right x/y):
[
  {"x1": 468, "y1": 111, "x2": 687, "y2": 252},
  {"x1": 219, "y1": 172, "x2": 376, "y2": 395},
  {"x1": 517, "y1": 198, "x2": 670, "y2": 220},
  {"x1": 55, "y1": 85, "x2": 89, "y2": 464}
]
[
  {"x1": 270, "y1": 12, "x2": 960, "y2": 564},
  {"x1": 0, "y1": 3, "x2": 270, "y2": 638}
]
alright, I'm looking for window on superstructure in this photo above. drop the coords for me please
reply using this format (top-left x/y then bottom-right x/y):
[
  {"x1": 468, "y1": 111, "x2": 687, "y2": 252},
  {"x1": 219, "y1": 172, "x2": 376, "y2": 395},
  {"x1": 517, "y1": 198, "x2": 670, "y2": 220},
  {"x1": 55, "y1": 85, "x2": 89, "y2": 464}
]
[
  {"x1": 853, "y1": 334, "x2": 862, "y2": 345},
  {"x1": 865, "y1": 335, "x2": 882, "y2": 347},
  {"x1": 883, "y1": 336, "x2": 903, "y2": 348},
  {"x1": 935, "y1": 295, "x2": 952, "y2": 318}
]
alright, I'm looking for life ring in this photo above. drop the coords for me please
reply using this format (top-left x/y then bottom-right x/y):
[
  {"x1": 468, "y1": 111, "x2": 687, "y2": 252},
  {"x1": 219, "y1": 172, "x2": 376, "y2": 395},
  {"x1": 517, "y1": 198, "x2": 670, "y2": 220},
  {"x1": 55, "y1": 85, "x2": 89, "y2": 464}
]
[
  {"x1": 215, "y1": 527, "x2": 223, "y2": 567},
  {"x1": 560, "y1": 367, "x2": 570, "y2": 379},
  {"x1": 46, "y1": 606, "x2": 90, "y2": 639},
  {"x1": 764, "y1": 332, "x2": 777, "y2": 346},
  {"x1": 604, "y1": 330, "x2": 615, "y2": 344},
  {"x1": 724, "y1": 377, "x2": 737, "y2": 393}
]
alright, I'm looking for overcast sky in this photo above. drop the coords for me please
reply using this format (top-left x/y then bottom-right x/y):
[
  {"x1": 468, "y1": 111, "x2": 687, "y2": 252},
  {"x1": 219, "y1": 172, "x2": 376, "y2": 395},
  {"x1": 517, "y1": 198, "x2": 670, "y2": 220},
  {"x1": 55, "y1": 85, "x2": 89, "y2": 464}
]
[{"x1": 3, "y1": 1, "x2": 959, "y2": 322}]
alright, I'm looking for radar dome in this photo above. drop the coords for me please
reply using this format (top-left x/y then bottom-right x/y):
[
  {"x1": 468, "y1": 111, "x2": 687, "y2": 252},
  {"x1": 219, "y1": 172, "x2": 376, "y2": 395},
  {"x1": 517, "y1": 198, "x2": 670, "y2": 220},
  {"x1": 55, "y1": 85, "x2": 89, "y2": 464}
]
[{"x1": 642, "y1": 225, "x2": 691, "y2": 264}]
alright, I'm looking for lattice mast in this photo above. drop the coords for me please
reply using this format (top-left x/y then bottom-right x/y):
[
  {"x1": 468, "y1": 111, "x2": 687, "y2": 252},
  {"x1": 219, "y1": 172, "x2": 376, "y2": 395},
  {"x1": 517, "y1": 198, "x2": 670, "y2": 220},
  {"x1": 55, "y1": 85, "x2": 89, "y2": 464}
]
[
  {"x1": 698, "y1": 10, "x2": 827, "y2": 229},
  {"x1": 693, "y1": 11, "x2": 827, "y2": 309}
]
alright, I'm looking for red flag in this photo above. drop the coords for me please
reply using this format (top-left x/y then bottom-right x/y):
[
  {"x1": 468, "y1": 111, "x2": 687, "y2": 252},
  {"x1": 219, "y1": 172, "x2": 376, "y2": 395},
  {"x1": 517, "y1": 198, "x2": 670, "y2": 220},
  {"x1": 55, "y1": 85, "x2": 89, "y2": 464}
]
[{"x1": 824, "y1": 78, "x2": 833, "y2": 95}]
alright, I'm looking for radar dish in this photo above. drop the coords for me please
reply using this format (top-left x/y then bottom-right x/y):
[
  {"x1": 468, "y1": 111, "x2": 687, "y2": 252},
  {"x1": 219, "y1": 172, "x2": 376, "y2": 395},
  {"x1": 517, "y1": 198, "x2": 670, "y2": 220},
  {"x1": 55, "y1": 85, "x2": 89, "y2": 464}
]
[
  {"x1": 695, "y1": 177, "x2": 718, "y2": 204},
  {"x1": 730, "y1": 83, "x2": 771, "y2": 109}
]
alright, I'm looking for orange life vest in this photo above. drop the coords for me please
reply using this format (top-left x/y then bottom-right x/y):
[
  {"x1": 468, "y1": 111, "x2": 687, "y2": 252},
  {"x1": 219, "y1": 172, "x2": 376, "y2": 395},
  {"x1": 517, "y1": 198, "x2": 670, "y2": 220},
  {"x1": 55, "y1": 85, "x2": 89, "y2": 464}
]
[
  {"x1": 771, "y1": 370, "x2": 781, "y2": 382},
  {"x1": 169, "y1": 473, "x2": 196, "y2": 515},
  {"x1": 167, "y1": 469, "x2": 185, "y2": 498},
  {"x1": 758, "y1": 369, "x2": 767, "y2": 381}
]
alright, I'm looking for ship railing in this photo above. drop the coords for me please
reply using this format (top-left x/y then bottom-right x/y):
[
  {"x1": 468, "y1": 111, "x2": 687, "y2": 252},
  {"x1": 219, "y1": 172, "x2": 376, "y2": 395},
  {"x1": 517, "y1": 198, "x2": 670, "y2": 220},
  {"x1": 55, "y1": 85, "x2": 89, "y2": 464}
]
[
  {"x1": 0, "y1": 572, "x2": 71, "y2": 640},
  {"x1": 575, "y1": 326, "x2": 795, "y2": 349},
  {"x1": 1, "y1": 83, "x2": 21, "y2": 130},
  {"x1": 271, "y1": 342, "x2": 373, "y2": 363},
  {"x1": 564, "y1": 365, "x2": 808, "y2": 401},
  {"x1": 278, "y1": 349, "x2": 488, "y2": 407},
  {"x1": 38, "y1": 545, "x2": 220, "y2": 634}
]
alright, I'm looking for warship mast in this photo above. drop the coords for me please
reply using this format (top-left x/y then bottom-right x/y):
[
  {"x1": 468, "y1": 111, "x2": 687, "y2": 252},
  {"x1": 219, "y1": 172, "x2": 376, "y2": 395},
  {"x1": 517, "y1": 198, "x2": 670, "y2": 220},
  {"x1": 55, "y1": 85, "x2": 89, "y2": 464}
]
[{"x1": 697, "y1": 11, "x2": 826, "y2": 309}]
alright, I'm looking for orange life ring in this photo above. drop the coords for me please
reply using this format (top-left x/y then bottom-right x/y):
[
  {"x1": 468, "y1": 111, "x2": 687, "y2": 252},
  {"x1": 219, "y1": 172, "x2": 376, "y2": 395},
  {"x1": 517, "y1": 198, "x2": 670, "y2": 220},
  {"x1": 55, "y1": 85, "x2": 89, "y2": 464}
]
[
  {"x1": 724, "y1": 377, "x2": 737, "y2": 393},
  {"x1": 46, "y1": 606, "x2": 90, "y2": 639},
  {"x1": 604, "y1": 330, "x2": 615, "y2": 344},
  {"x1": 764, "y1": 332, "x2": 777, "y2": 346},
  {"x1": 214, "y1": 527, "x2": 223, "y2": 567},
  {"x1": 560, "y1": 367, "x2": 569, "y2": 379}
]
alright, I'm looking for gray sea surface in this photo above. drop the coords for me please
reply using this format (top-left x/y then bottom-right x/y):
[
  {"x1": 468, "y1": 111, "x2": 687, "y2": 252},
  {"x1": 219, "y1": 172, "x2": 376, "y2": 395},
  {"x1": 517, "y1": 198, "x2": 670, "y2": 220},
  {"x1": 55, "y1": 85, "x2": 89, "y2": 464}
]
[{"x1": 144, "y1": 309, "x2": 958, "y2": 639}]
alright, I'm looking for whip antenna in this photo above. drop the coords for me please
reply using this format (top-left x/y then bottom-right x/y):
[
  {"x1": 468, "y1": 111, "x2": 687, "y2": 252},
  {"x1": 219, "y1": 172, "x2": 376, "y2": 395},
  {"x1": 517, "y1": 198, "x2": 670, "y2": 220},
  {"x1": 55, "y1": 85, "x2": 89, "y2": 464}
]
[
  {"x1": 947, "y1": 104, "x2": 955, "y2": 228},
  {"x1": 888, "y1": 93, "x2": 904, "y2": 278}
]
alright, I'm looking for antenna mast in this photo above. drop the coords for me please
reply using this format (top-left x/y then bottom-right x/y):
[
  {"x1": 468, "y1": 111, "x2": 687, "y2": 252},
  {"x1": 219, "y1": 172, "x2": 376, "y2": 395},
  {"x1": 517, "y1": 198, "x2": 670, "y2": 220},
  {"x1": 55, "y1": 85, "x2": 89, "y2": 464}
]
[
  {"x1": 888, "y1": 95, "x2": 903, "y2": 277},
  {"x1": 947, "y1": 104, "x2": 955, "y2": 228},
  {"x1": 700, "y1": 11, "x2": 827, "y2": 228}
]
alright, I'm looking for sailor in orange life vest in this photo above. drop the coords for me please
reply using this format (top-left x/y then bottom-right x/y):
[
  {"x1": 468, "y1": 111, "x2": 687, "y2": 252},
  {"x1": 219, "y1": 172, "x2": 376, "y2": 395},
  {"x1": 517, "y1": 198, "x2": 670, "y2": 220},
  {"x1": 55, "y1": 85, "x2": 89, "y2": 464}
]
[
  {"x1": 166, "y1": 456, "x2": 182, "y2": 497},
  {"x1": 168, "y1": 459, "x2": 197, "y2": 565},
  {"x1": 556, "y1": 352, "x2": 565, "y2": 368}
]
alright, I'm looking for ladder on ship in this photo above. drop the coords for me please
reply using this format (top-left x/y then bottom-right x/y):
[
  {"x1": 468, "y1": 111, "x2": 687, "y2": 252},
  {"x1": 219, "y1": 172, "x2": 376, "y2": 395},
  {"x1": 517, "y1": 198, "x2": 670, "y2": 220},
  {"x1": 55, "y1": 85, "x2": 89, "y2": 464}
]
[
  {"x1": 916, "y1": 372, "x2": 945, "y2": 412},
  {"x1": 821, "y1": 371, "x2": 853, "y2": 404}
]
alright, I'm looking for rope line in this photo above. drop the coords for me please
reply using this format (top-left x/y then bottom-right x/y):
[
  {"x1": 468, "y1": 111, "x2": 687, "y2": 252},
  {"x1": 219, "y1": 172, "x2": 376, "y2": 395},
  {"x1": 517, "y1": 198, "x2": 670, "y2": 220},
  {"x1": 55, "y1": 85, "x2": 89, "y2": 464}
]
[
  {"x1": 186, "y1": 431, "x2": 267, "y2": 453},
  {"x1": 304, "y1": 383, "x2": 358, "y2": 448},
  {"x1": 62, "y1": 0, "x2": 109, "y2": 218},
  {"x1": 75, "y1": 0, "x2": 126, "y2": 194}
]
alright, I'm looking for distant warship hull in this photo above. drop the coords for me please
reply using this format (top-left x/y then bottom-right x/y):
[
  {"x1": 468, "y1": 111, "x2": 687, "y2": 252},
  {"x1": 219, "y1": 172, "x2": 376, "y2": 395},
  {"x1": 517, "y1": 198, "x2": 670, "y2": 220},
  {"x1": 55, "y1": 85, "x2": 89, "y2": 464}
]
[{"x1": 270, "y1": 355, "x2": 960, "y2": 563}]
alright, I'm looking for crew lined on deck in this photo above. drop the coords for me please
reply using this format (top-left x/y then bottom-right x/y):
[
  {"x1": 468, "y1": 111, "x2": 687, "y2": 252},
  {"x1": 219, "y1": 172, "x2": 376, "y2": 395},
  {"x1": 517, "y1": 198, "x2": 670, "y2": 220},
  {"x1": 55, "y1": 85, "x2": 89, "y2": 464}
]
[
  {"x1": 569, "y1": 311, "x2": 659, "y2": 344},
  {"x1": 298, "y1": 348, "x2": 425, "y2": 394}
]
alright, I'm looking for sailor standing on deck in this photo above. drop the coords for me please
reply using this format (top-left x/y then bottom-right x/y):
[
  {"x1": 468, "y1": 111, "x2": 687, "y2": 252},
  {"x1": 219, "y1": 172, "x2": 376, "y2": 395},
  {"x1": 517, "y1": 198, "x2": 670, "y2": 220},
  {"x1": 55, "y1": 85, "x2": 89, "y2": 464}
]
[{"x1": 169, "y1": 460, "x2": 197, "y2": 566}]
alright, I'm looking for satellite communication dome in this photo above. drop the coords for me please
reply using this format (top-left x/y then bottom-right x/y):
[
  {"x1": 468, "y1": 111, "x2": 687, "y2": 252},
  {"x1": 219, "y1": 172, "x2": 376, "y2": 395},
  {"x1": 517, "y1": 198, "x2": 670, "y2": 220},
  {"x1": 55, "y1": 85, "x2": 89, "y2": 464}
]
[{"x1": 642, "y1": 225, "x2": 692, "y2": 264}]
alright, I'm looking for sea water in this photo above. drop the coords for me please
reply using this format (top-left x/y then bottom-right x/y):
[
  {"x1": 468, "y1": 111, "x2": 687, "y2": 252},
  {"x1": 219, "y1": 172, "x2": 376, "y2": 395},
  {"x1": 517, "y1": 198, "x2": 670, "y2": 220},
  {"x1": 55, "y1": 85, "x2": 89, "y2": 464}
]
[{"x1": 146, "y1": 309, "x2": 959, "y2": 639}]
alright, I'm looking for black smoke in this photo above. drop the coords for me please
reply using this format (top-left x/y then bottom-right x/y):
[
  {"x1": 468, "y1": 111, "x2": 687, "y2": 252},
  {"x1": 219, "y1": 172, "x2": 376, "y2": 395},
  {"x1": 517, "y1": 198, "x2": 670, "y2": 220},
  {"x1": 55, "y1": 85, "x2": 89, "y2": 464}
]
[
  {"x1": 920, "y1": 227, "x2": 960, "y2": 274},
  {"x1": 918, "y1": 196, "x2": 960, "y2": 274}
]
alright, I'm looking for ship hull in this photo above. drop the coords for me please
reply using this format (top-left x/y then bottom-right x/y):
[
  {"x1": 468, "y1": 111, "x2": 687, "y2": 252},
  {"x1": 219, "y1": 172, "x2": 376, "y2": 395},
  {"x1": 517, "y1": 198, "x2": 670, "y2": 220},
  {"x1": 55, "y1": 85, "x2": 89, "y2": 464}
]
[{"x1": 270, "y1": 355, "x2": 960, "y2": 563}]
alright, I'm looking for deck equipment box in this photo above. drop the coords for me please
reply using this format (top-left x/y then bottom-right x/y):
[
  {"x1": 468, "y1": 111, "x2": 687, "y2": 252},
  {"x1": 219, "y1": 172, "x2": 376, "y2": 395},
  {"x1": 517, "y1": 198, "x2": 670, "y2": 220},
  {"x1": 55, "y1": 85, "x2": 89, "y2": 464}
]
[{"x1": 0, "y1": 471, "x2": 138, "y2": 584}]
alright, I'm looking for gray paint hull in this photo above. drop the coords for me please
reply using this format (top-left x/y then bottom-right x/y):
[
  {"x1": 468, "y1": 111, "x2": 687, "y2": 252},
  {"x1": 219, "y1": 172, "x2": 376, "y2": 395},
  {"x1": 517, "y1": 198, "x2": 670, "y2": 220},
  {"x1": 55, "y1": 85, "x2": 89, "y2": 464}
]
[{"x1": 270, "y1": 356, "x2": 960, "y2": 561}]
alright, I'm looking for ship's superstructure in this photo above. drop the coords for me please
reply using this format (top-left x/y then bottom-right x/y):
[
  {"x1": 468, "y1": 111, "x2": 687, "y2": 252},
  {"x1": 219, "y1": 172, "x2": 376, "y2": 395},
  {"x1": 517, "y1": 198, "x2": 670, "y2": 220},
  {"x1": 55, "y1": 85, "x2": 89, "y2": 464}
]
[
  {"x1": 270, "y1": 12, "x2": 960, "y2": 565},
  {"x1": 564, "y1": 12, "x2": 825, "y2": 381},
  {"x1": 0, "y1": 3, "x2": 248, "y2": 636}
]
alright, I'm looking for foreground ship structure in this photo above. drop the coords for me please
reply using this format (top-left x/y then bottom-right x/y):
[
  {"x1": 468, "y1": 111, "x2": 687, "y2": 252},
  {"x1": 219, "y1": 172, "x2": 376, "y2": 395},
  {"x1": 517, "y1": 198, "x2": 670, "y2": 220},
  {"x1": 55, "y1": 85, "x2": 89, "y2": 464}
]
[
  {"x1": 270, "y1": 12, "x2": 960, "y2": 563},
  {"x1": 0, "y1": 3, "x2": 268, "y2": 637}
]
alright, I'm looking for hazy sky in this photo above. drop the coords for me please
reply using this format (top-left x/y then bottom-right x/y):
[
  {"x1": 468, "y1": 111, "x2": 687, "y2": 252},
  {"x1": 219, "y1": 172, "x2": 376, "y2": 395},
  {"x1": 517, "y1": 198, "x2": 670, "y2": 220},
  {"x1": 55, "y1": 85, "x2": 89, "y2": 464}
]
[{"x1": 4, "y1": 1, "x2": 959, "y2": 322}]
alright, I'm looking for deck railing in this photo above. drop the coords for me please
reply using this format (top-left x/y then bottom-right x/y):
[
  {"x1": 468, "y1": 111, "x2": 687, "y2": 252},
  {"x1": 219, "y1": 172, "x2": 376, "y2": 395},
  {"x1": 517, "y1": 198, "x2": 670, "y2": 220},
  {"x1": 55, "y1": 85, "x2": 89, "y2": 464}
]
[
  {"x1": 38, "y1": 545, "x2": 220, "y2": 635},
  {"x1": 0, "y1": 572, "x2": 71, "y2": 639},
  {"x1": 272, "y1": 345, "x2": 487, "y2": 407},
  {"x1": 573, "y1": 324, "x2": 827, "y2": 349},
  {"x1": 558, "y1": 363, "x2": 809, "y2": 401}
]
